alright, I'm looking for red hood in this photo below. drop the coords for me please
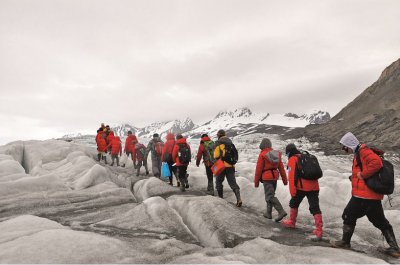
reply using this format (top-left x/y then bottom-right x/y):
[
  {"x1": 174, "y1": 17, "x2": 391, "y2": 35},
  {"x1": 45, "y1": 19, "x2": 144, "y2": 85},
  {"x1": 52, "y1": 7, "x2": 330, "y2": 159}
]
[
  {"x1": 176, "y1": 138, "x2": 187, "y2": 144},
  {"x1": 166, "y1": 133, "x2": 175, "y2": 141},
  {"x1": 109, "y1": 131, "x2": 114, "y2": 136},
  {"x1": 201, "y1": 136, "x2": 211, "y2": 142}
]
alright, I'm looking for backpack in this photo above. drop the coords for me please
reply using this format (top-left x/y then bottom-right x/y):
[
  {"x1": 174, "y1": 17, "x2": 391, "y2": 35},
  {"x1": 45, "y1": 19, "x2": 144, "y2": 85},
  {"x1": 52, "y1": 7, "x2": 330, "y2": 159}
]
[
  {"x1": 154, "y1": 141, "x2": 164, "y2": 156},
  {"x1": 178, "y1": 143, "x2": 191, "y2": 164},
  {"x1": 264, "y1": 150, "x2": 281, "y2": 179},
  {"x1": 265, "y1": 150, "x2": 281, "y2": 164},
  {"x1": 355, "y1": 147, "x2": 394, "y2": 195},
  {"x1": 136, "y1": 144, "x2": 146, "y2": 160},
  {"x1": 295, "y1": 151, "x2": 323, "y2": 181},
  {"x1": 220, "y1": 142, "x2": 238, "y2": 165},
  {"x1": 203, "y1": 140, "x2": 216, "y2": 164}
]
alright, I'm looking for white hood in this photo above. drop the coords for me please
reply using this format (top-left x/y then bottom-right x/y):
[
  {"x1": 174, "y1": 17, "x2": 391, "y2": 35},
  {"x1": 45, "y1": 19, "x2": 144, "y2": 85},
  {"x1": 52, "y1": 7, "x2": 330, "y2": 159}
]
[{"x1": 339, "y1": 132, "x2": 360, "y2": 152}]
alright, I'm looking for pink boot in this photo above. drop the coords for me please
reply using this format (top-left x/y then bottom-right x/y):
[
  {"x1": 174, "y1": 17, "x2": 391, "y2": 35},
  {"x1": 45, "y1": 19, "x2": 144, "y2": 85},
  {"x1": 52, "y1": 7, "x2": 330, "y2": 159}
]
[
  {"x1": 313, "y1": 214, "x2": 323, "y2": 239},
  {"x1": 282, "y1": 208, "x2": 298, "y2": 228}
]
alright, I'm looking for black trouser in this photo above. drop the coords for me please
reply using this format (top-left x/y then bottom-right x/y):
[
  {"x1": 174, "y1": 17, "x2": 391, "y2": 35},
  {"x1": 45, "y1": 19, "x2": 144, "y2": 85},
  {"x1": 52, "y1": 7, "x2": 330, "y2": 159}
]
[
  {"x1": 111, "y1": 154, "x2": 119, "y2": 165},
  {"x1": 167, "y1": 161, "x2": 178, "y2": 183},
  {"x1": 215, "y1": 167, "x2": 239, "y2": 192},
  {"x1": 205, "y1": 165, "x2": 213, "y2": 188},
  {"x1": 177, "y1": 165, "x2": 188, "y2": 184},
  {"x1": 289, "y1": 190, "x2": 321, "y2": 215},
  {"x1": 342, "y1": 196, "x2": 392, "y2": 231}
]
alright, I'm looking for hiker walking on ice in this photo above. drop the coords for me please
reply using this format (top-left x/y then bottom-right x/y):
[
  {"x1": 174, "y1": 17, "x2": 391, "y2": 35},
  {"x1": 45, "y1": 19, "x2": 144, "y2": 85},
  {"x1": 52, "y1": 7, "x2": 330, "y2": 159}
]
[
  {"x1": 254, "y1": 138, "x2": 288, "y2": 222},
  {"x1": 330, "y1": 132, "x2": 400, "y2": 257}
]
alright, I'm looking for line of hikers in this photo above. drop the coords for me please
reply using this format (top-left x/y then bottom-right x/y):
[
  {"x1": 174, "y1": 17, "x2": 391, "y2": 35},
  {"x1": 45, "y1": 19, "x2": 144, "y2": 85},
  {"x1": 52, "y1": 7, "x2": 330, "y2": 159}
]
[
  {"x1": 95, "y1": 125, "x2": 242, "y2": 205},
  {"x1": 253, "y1": 132, "x2": 400, "y2": 257},
  {"x1": 96, "y1": 123, "x2": 400, "y2": 257}
]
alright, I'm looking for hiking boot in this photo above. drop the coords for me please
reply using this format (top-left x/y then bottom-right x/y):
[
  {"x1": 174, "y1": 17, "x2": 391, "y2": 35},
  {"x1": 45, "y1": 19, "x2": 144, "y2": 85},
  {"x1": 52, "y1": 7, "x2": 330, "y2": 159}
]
[
  {"x1": 330, "y1": 240, "x2": 351, "y2": 249},
  {"x1": 271, "y1": 197, "x2": 287, "y2": 222},
  {"x1": 145, "y1": 171, "x2": 149, "y2": 176},
  {"x1": 185, "y1": 180, "x2": 189, "y2": 189},
  {"x1": 312, "y1": 213, "x2": 323, "y2": 240},
  {"x1": 282, "y1": 208, "x2": 298, "y2": 228},
  {"x1": 263, "y1": 202, "x2": 273, "y2": 219},
  {"x1": 330, "y1": 224, "x2": 354, "y2": 249},
  {"x1": 234, "y1": 189, "x2": 242, "y2": 207},
  {"x1": 177, "y1": 181, "x2": 180, "y2": 187},
  {"x1": 110, "y1": 162, "x2": 114, "y2": 166},
  {"x1": 217, "y1": 189, "x2": 223, "y2": 198},
  {"x1": 382, "y1": 227, "x2": 400, "y2": 258},
  {"x1": 180, "y1": 183, "x2": 186, "y2": 192},
  {"x1": 121, "y1": 164, "x2": 125, "y2": 167},
  {"x1": 97, "y1": 154, "x2": 101, "y2": 161}
]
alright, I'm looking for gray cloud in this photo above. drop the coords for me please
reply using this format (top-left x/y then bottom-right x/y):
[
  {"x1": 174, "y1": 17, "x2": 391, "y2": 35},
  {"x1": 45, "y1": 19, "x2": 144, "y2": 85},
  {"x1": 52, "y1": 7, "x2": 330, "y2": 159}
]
[{"x1": 1, "y1": 0, "x2": 400, "y2": 143}]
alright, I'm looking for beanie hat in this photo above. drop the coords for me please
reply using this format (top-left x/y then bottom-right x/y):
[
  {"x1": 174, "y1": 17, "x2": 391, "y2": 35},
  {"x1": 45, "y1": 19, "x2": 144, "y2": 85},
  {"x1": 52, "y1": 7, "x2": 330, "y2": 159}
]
[
  {"x1": 176, "y1": 134, "x2": 183, "y2": 140},
  {"x1": 259, "y1": 138, "x2": 272, "y2": 149},
  {"x1": 217, "y1": 129, "x2": 226, "y2": 138},
  {"x1": 128, "y1": 131, "x2": 132, "y2": 135},
  {"x1": 201, "y1": 133, "x2": 208, "y2": 138},
  {"x1": 153, "y1": 133, "x2": 159, "y2": 138}
]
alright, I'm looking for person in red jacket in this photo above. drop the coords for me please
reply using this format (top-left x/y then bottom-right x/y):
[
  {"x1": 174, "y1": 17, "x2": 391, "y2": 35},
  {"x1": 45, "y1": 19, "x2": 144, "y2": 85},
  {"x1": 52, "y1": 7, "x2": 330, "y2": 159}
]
[
  {"x1": 331, "y1": 132, "x2": 400, "y2": 257},
  {"x1": 106, "y1": 136, "x2": 122, "y2": 166},
  {"x1": 96, "y1": 129, "x2": 108, "y2": 164},
  {"x1": 254, "y1": 138, "x2": 288, "y2": 222},
  {"x1": 281, "y1": 143, "x2": 323, "y2": 240},
  {"x1": 106, "y1": 131, "x2": 115, "y2": 153},
  {"x1": 134, "y1": 142, "x2": 149, "y2": 176},
  {"x1": 172, "y1": 134, "x2": 191, "y2": 192},
  {"x1": 196, "y1": 134, "x2": 215, "y2": 195},
  {"x1": 162, "y1": 133, "x2": 178, "y2": 186},
  {"x1": 122, "y1": 131, "x2": 138, "y2": 167}
]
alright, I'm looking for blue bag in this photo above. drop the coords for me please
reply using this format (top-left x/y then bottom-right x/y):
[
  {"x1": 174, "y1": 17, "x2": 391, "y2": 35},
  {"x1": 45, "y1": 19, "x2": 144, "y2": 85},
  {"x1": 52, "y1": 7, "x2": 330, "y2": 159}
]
[{"x1": 161, "y1": 162, "x2": 171, "y2": 180}]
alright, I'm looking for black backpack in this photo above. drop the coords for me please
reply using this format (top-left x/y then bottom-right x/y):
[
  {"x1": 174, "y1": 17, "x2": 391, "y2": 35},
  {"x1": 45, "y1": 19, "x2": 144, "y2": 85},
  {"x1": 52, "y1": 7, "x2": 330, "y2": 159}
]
[
  {"x1": 355, "y1": 147, "x2": 394, "y2": 195},
  {"x1": 220, "y1": 142, "x2": 238, "y2": 165},
  {"x1": 295, "y1": 151, "x2": 323, "y2": 181},
  {"x1": 178, "y1": 144, "x2": 191, "y2": 164}
]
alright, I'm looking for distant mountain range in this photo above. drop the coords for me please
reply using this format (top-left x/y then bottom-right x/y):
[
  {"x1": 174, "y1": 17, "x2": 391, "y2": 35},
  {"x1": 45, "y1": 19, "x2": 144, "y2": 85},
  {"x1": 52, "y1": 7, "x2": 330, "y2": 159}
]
[
  {"x1": 61, "y1": 58, "x2": 400, "y2": 156},
  {"x1": 62, "y1": 109, "x2": 330, "y2": 140}
]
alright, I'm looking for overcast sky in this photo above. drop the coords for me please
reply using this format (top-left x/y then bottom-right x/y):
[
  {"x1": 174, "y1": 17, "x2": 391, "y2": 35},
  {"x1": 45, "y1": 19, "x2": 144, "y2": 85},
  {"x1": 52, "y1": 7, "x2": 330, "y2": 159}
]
[{"x1": 1, "y1": 0, "x2": 400, "y2": 144}]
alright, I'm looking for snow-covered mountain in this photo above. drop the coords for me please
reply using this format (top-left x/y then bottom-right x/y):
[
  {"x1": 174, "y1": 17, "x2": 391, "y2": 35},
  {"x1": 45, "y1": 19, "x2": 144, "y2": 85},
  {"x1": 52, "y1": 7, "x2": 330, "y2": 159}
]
[
  {"x1": 188, "y1": 107, "x2": 330, "y2": 138},
  {"x1": 136, "y1": 118, "x2": 195, "y2": 138},
  {"x1": 112, "y1": 124, "x2": 141, "y2": 137},
  {"x1": 62, "y1": 108, "x2": 329, "y2": 141},
  {"x1": 62, "y1": 132, "x2": 83, "y2": 138}
]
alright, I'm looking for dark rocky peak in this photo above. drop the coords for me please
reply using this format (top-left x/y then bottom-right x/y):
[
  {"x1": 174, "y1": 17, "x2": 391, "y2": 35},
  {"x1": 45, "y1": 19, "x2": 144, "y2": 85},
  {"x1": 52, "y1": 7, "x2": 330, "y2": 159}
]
[
  {"x1": 284, "y1": 113, "x2": 300, "y2": 119},
  {"x1": 377, "y1": 58, "x2": 400, "y2": 83}
]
